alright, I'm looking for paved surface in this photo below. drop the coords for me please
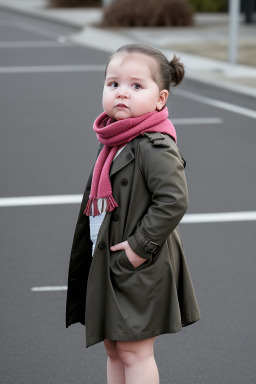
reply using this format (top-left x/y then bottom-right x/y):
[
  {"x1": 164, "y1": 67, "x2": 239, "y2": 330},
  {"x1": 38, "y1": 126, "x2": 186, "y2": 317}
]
[
  {"x1": 1, "y1": 6, "x2": 256, "y2": 384},
  {"x1": 0, "y1": 0, "x2": 256, "y2": 97}
]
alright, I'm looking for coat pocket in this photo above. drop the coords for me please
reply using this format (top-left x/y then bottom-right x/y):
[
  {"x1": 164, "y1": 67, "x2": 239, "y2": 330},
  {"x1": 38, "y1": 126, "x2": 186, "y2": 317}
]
[
  {"x1": 118, "y1": 250, "x2": 135, "y2": 271},
  {"x1": 119, "y1": 250, "x2": 152, "y2": 271}
]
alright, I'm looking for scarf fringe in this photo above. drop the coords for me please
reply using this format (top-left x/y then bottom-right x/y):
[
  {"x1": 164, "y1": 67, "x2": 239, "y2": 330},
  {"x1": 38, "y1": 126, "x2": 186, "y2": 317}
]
[
  {"x1": 84, "y1": 195, "x2": 118, "y2": 217},
  {"x1": 106, "y1": 194, "x2": 118, "y2": 212}
]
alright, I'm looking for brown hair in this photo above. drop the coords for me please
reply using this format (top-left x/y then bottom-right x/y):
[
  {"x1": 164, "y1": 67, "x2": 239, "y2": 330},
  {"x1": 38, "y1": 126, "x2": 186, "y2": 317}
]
[{"x1": 105, "y1": 43, "x2": 185, "y2": 90}]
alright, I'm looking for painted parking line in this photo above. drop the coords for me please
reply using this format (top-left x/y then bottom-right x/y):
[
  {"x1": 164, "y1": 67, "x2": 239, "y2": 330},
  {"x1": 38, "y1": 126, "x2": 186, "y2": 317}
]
[
  {"x1": 1, "y1": 195, "x2": 255, "y2": 222},
  {"x1": 182, "y1": 211, "x2": 256, "y2": 223},
  {"x1": 0, "y1": 194, "x2": 82, "y2": 207},
  {"x1": 0, "y1": 41, "x2": 74, "y2": 48},
  {"x1": 0, "y1": 65, "x2": 105, "y2": 73},
  {"x1": 177, "y1": 89, "x2": 256, "y2": 120},
  {"x1": 0, "y1": 20, "x2": 61, "y2": 39},
  {"x1": 15, "y1": 22, "x2": 61, "y2": 39},
  {"x1": 172, "y1": 117, "x2": 223, "y2": 125},
  {"x1": 31, "y1": 286, "x2": 67, "y2": 291},
  {"x1": 0, "y1": 20, "x2": 72, "y2": 44}
]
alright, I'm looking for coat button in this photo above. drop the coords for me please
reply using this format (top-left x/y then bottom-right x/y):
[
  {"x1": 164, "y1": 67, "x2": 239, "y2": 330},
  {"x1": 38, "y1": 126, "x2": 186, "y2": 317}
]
[
  {"x1": 112, "y1": 213, "x2": 119, "y2": 221},
  {"x1": 121, "y1": 178, "x2": 128, "y2": 186},
  {"x1": 127, "y1": 153, "x2": 132, "y2": 160},
  {"x1": 98, "y1": 242, "x2": 106, "y2": 249}
]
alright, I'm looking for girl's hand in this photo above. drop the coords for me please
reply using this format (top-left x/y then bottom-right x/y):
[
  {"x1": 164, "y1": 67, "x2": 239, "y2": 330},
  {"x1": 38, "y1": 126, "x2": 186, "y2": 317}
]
[{"x1": 110, "y1": 240, "x2": 147, "y2": 268}]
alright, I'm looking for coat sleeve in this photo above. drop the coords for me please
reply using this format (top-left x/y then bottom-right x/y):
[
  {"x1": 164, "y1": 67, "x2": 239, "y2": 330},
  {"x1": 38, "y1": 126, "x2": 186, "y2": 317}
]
[{"x1": 127, "y1": 135, "x2": 188, "y2": 259}]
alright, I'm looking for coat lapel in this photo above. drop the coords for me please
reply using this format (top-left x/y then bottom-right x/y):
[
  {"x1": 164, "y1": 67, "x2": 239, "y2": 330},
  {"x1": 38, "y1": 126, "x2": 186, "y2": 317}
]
[
  {"x1": 109, "y1": 143, "x2": 134, "y2": 177},
  {"x1": 86, "y1": 143, "x2": 135, "y2": 190}
]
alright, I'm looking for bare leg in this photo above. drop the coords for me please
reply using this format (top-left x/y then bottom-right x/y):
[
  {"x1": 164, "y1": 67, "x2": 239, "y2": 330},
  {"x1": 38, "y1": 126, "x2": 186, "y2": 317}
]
[
  {"x1": 104, "y1": 339, "x2": 125, "y2": 384},
  {"x1": 116, "y1": 337, "x2": 159, "y2": 384}
]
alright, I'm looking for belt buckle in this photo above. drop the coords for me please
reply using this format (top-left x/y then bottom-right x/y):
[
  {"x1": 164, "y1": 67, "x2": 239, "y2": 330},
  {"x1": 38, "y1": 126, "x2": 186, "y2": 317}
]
[{"x1": 144, "y1": 241, "x2": 159, "y2": 254}]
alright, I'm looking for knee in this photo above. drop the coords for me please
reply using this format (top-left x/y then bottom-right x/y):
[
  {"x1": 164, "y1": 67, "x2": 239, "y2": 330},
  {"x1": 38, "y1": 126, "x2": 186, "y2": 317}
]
[
  {"x1": 116, "y1": 340, "x2": 154, "y2": 367},
  {"x1": 104, "y1": 339, "x2": 119, "y2": 359}
]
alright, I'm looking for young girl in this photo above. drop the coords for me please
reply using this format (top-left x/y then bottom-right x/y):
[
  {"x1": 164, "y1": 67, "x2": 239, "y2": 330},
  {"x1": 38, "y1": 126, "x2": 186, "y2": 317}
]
[{"x1": 66, "y1": 43, "x2": 200, "y2": 384}]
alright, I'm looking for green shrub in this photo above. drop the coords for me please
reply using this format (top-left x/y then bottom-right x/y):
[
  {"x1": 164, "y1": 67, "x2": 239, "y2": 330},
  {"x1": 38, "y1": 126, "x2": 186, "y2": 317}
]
[
  {"x1": 188, "y1": 0, "x2": 228, "y2": 12},
  {"x1": 102, "y1": 0, "x2": 194, "y2": 27},
  {"x1": 48, "y1": 0, "x2": 100, "y2": 7}
]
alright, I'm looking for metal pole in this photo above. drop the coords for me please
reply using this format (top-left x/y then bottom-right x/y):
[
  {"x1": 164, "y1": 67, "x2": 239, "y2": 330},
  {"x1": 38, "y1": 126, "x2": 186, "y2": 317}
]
[
  {"x1": 102, "y1": 0, "x2": 113, "y2": 7},
  {"x1": 228, "y1": 0, "x2": 241, "y2": 64}
]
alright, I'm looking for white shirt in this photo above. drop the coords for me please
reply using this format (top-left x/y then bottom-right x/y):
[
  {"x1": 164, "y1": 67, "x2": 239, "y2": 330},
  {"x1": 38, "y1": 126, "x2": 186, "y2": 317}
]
[{"x1": 89, "y1": 145, "x2": 126, "y2": 257}]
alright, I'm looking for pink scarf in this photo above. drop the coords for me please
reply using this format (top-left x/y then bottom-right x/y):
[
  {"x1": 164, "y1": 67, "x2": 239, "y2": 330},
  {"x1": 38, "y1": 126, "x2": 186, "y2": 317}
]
[{"x1": 84, "y1": 107, "x2": 177, "y2": 217}]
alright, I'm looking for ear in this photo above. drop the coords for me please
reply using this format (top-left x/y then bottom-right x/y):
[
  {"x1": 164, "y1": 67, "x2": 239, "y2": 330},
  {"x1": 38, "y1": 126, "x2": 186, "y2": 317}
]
[{"x1": 156, "y1": 89, "x2": 169, "y2": 111}]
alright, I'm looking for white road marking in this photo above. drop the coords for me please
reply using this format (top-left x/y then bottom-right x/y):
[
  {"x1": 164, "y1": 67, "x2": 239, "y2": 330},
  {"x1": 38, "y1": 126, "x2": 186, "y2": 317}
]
[
  {"x1": 1, "y1": 195, "x2": 256, "y2": 222},
  {"x1": 0, "y1": 65, "x2": 105, "y2": 73},
  {"x1": 0, "y1": 195, "x2": 82, "y2": 207},
  {"x1": 0, "y1": 41, "x2": 74, "y2": 48},
  {"x1": 177, "y1": 90, "x2": 256, "y2": 120},
  {"x1": 7, "y1": 21, "x2": 60, "y2": 39},
  {"x1": 31, "y1": 286, "x2": 67, "y2": 291},
  {"x1": 0, "y1": 20, "x2": 69, "y2": 42},
  {"x1": 182, "y1": 211, "x2": 256, "y2": 223},
  {"x1": 172, "y1": 117, "x2": 223, "y2": 125}
]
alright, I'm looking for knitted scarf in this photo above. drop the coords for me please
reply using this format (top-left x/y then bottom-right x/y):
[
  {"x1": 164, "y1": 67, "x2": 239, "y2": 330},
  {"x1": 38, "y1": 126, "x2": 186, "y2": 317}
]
[{"x1": 84, "y1": 107, "x2": 177, "y2": 217}]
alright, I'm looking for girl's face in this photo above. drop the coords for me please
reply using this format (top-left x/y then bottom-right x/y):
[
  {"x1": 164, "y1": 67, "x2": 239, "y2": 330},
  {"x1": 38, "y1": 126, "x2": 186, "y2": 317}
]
[{"x1": 102, "y1": 53, "x2": 168, "y2": 120}]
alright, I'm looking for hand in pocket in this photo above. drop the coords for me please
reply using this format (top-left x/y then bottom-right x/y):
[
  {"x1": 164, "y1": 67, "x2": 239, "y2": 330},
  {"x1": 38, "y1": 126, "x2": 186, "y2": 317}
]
[{"x1": 110, "y1": 240, "x2": 147, "y2": 268}]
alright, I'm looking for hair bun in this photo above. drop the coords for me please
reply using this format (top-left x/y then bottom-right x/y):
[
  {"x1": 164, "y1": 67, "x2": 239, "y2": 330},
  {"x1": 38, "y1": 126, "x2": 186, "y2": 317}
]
[{"x1": 169, "y1": 55, "x2": 185, "y2": 87}]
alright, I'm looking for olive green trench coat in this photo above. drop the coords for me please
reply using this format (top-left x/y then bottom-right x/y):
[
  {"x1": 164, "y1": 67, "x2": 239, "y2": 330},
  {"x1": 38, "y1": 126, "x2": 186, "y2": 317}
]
[{"x1": 66, "y1": 132, "x2": 200, "y2": 348}]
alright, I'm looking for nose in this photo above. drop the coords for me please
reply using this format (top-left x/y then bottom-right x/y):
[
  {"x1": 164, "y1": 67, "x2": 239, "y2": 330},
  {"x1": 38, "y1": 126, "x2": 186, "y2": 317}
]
[{"x1": 117, "y1": 86, "x2": 129, "y2": 99}]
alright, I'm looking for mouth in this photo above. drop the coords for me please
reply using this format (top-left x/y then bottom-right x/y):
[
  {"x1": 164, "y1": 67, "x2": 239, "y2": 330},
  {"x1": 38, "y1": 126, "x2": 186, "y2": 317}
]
[{"x1": 115, "y1": 103, "x2": 128, "y2": 109}]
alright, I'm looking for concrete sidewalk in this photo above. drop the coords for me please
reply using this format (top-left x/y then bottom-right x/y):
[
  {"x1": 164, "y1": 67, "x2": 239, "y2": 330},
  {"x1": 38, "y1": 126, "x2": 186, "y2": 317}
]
[{"x1": 1, "y1": 0, "x2": 256, "y2": 97}]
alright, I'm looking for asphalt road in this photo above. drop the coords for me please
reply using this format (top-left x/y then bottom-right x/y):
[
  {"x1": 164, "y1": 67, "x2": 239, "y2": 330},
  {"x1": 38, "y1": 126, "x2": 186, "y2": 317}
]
[{"x1": 1, "y1": 8, "x2": 256, "y2": 384}]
